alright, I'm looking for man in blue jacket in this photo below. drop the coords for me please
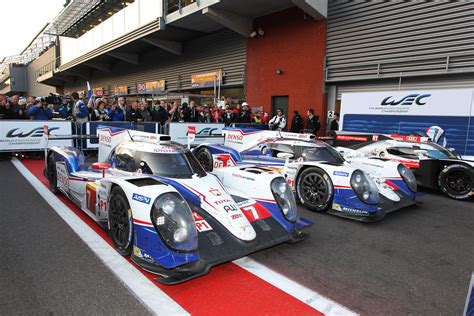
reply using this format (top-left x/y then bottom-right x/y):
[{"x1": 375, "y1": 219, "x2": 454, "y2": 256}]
[
  {"x1": 27, "y1": 99, "x2": 53, "y2": 120},
  {"x1": 72, "y1": 92, "x2": 89, "y2": 123},
  {"x1": 108, "y1": 102, "x2": 125, "y2": 121}
]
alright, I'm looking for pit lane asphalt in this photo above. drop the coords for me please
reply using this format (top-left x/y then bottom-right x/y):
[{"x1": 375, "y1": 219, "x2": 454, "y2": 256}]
[
  {"x1": 251, "y1": 190, "x2": 474, "y2": 315},
  {"x1": 0, "y1": 160, "x2": 150, "y2": 315},
  {"x1": 2, "y1": 159, "x2": 473, "y2": 315}
]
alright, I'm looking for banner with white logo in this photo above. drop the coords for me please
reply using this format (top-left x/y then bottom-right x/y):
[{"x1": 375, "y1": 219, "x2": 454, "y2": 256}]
[
  {"x1": 169, "y1": 123, "x2": 224, "y2": 145},
  {"x1": 340, "y1": 89, "x2": 474, "y2": 155},
  {"x1": 0, "y1": 120, "x2": 73, "y2": 151}
]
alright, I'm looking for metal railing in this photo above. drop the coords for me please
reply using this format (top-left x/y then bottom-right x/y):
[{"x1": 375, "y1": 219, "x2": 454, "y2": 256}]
[{"x1": 166, "y1": 0, "x2": 197, "y2": 14}]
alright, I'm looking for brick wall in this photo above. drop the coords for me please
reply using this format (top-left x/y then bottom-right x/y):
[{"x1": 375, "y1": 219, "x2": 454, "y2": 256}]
[{"x1": 246, "y1": 7, "x2": 327, "y2": 133}]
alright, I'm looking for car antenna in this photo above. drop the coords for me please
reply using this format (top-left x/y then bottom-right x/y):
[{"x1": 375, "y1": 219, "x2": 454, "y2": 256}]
[{"x1": 127, "y1": 129, "x2": 135, "y2": 142}]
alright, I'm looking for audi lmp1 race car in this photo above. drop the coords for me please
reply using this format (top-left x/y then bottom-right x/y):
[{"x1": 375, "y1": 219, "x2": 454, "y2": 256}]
[
  {"x1": 44, "y1": 127, "x2": 309, "y2": 284},
  {"x1": 193, "y1": 128, "x2": 417, "y2": 221},
  {"x1": 335, "y1": 132, "x2": 474, "y2": 200}
]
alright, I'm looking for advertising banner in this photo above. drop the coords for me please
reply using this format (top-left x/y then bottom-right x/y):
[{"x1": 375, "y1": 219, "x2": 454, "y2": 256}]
[
  {"x1": 191, "y1": 70, "x2": 222, "y2": 88},
  {"x1": 0, "y1": 120, "x2": 73, "y2": 151},
  {"x1": 136, "y1": 80, "x2": 165, "y2": 94},
  {"x1": 95, "y1": 87, "x2": 105, "y2": 96},
  {"x1": 169, "y1": 123, "x2": 224, "y2": 145},
  {"x1": 340, "y1": 89, "x2": 474, "y2": 155},
  {"x1": 114, "y1": 85, "x2": 128, "y2": 95}
]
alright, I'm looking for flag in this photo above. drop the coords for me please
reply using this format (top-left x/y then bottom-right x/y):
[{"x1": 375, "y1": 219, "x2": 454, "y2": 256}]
[{"x1": 87, "y1": 81, "x2": 92, "y2": 99}]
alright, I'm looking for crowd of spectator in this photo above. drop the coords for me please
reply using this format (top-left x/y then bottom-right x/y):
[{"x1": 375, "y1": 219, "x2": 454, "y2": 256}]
[{"x1": 0, "y1": 93, "x2": 336, "y2": 135}]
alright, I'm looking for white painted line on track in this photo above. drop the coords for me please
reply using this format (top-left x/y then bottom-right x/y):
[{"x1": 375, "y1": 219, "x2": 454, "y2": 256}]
[
  {"x1": 12, "y1": 159, "x2": 189, "y2": 316},
  {"x1": 234, "y1": 257, "x2": 358, "y2": 316}
]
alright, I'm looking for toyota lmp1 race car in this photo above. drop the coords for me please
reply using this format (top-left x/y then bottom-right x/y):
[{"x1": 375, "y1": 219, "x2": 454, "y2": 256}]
[
  {"x1": 193, "y1": 128, "x2": 417, "y2": 221},
  {"x1": 44, "y1": 127, "x2": 309, "y2": 284},
  {"x1": 334, "y1": 130, "x2": 474, "y2": 200}
]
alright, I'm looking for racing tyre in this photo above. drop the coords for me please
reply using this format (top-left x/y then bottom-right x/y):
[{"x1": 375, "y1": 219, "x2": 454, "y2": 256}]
[
  {"x1": 195, "y1": 147, "x2": 213, "y2": 172},
  {"x1": 438, "y1": 164, "x2": 473, "y2": 200},
  {"x1": 296, "y1": 167, "x2": 333, "y2": 212},
  {"x1": 108, "y1": 187, "x2": 134, "y2": 256},
  {"x1": 47, "y1": 154, "x2": 58, "y2": 194}
]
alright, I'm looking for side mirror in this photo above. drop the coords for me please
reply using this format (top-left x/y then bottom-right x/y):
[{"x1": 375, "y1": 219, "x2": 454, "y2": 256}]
[
  {"x1": 277, "y1": 152, "x2": 294, "y2": 159},
  {"x1": 92, "y1": 162, "x2": 111, "y2": 177}
]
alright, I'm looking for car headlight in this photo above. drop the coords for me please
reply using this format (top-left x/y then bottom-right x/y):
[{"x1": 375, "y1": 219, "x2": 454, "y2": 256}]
[
  {"x1": 398, "y1": 164, "x2": 417, "y2": 192},
  {"x1": 271, "y1": 177, "x2": 297, "y2": 222},
  {"x1": 151, "y1": 193, "x2": 198, "y2": 252},
  {"x1": 350, "y1": 170, "x2": 379, "y2": 204}
]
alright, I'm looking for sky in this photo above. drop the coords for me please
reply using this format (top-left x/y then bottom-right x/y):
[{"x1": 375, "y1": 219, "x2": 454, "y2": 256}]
[{"x1": 0, "y1": 0, "x2": 65, "y2": 60}]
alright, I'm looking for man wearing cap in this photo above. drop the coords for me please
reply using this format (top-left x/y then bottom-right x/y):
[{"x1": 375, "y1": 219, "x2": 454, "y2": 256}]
[
  {"x1": 239, "y1": 102, "x2": 251, "y2": 123},
  {"x1": 27, "y1": 99, "x2": 53, "y2": 120},
  {"x1": 268, "y1": 109, "x2": 286, "y2": 131}
]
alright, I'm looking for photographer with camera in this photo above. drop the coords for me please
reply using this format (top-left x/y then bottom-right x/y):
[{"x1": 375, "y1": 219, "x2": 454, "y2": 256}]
[
  {"x1": 107, "y1": 101, "x2": 125, "y2": 121},
  {"x1": 27, "y1": 98, "x2": 53, "y2": 120},
  {"x1": 268, "y1": 109, "x2": 286, "y2": 131}
]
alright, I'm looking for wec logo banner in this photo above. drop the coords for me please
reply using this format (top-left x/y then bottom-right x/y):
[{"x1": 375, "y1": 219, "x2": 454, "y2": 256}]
[
  {"x1": 0, "y1": 121, "x2": 72, "y2": 151},
  {"x1": 381, "y1": 94, "x2": 431, "y2": 106}
]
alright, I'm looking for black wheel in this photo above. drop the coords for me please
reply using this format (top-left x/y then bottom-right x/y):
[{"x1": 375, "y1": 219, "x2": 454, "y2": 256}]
[
  {"x1": 195, "y1": 147, "x2": 213, "y2": 172},
  {"x1": 438, "y1": 164, "x2": 473, "y2": 200},
  {"x1": 296, "y1": 167, "x2": 333, "y2": 212},
  {"x1": 47, "y1": 154, "x2": 58, "y2": 193},
  {"x1": 108, "y1": 187, "x2": 133, "y2": 256}
]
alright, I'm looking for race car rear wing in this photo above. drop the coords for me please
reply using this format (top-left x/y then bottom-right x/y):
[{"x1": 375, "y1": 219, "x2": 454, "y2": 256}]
[
  {"x1": 222, "y1": 127, "x2": 315, "y2": 151},
  {"x1": 97, "y1": 126, "x2": 170, "y2": 162},
  {"x1": 333, "y1": 131, "x2": 431, "y2": 147}
]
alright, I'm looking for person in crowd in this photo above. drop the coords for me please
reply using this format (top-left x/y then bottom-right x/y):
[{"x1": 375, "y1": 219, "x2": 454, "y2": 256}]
[
  {"x1": 186, "y1": 100, "x2": 199, "y2": 122},
  {"x1": 259, "y1": 105, "x2": 269, "y2": 124},
  {"x1": 210, "y1": 104, "x2": 221, "y2": 123},
  {"x1": 87, "y1": 96, "x2": 95, "y2": 120},
  {"x1": 58, "y1": 97, "x2": 72, "y2": 119},
  {"x1": 169, "y1": 101, "x2": 181, "y2": 122},
  {"x1": 233, "y1": 103, "x2": 242, "y2": 120},
  {"x1": 71, "y1": 92, "x2": 89, "y2": 123},
  {"x1": 117, "y1": 97, "x2": 126, "y2": 111},
  {"x1": 11, "y1": 95, "x2": 26, "y2": 119},
  {"x1": 305, "y1": 109, "x2": 321, "y2": 135},
  {"x1": 0, "y1": 98, "x2": 16, "y2": 119},
  {"x1": 268, "y1": 109, "x2": 286, "y2": 131},
  {"x1": 199, "y1": 104, "x2": 211, "y2": 123},
  {"x1": 330, "y1": 112, "x2": 340, "y2": 131},
  {"x1": 290, "y1": 111, "x2": 304, "y2": 133},
  {"x1": 178, "y1": 102, "x2": 187, "y2": 122},
  {"x1": 91, "y1": 99, "x2": 108, "y2": 121},
  {"x1": 252, "y1": 111, "x2": 263, "y2": 124},
  {"x1": 107, "y1": 101, "x2": 125, "y2": 121},
  {"x1": 239, "y1": 102, "x2": 251, "y2": 123},
  {"x1": 26, "y1": 96, "x2": 36, "y2": 112},
  {"x1": 151, "y1": 100, "x2": 168, "y2": 126},
  {"x1": 221, "y1": 105, "x2": 236, "y2": 126},
  {"x1": 126, "y1": 101, "x2": 139, "y2": 122},
  {"x1": 138, "y1": 102, "x2": 152, "y2": 122},
  {"x1": 27, "y1": 99, "x2": 53, "y2": 120}
]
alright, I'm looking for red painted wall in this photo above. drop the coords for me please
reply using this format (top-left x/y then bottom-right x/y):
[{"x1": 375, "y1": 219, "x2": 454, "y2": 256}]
[{"x1": 246, "y1": 7, "x2": 327, "y2": 134}]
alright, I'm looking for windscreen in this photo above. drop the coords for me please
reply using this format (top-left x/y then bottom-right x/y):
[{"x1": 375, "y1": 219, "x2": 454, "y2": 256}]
[
  {"x1": 302, "y1": 145, "x2": 345, "y2": 164},
  {"x1": 138, "y1": 151, "x2": 206, "y2": 178}
]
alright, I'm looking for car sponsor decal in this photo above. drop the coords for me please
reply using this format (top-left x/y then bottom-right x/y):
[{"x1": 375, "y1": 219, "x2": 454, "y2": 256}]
[
  {"x1": 56, "y1": 162, "x2": 69, "y2": 188},
  {"x1": 333, "y1": 171, "x2": 349, "y2": 177},
  {"x1": 132, "y1": 193, "x2": 151, "y2": 204},
  {"x1": 237, "y1": 201, "x2": 271, "y2": 222},
  {"x1": 193, "y1": 212, "x2": 213, "y2": 232}
]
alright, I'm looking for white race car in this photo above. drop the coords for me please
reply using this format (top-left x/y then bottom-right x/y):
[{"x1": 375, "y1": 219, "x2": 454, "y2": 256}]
[
  {"x1": 44, "y1": 127, "x2": 308, "y2": 284},
  {"x1": 193, "y1": 128, "x2": 418, "y2": 221}
]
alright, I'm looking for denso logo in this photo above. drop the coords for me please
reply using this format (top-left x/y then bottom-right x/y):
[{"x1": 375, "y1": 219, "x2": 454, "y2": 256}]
[
  {"x1": 227, "y1": 134, "x2": 243, "y2": 141},
  {"x1": 381, "y1": 94, "x2": 431, "y2": 106},
  {"x1": 6, "y1": 127, "x2": 59, "y2": 138},
  {"x1": 99, "y1": 134, "x2": 112, "y2": 143}
]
